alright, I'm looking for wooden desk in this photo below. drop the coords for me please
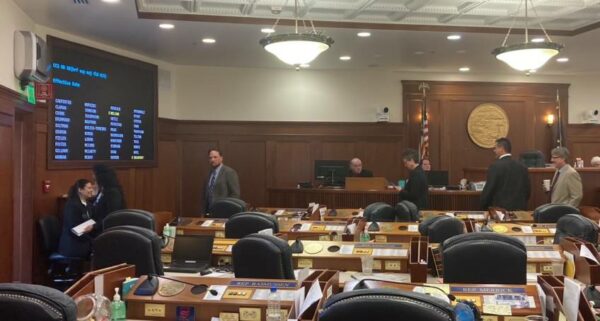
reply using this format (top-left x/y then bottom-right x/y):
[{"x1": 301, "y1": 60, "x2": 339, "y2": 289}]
[
  {"x1": 484, "y1": 222, "x2": 557, "y2": 245},
  {"x1": 421, "y1": 210, "x2": 535, "y2": 223},
  {"x1": 267, "y1": 188, "x2": 481, "y2": 210}
]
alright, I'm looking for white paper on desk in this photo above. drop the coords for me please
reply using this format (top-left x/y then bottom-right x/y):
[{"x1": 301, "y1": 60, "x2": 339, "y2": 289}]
[
  {"x1": 297, "y1": 267, "x2": 311, "y2": 282},
  {"x1": 515, "y1": 236, "x2": 537, "y2": 245},
  {"x1": 549, "y1": 228, "x2": 557, "y2": 234},
  {"x1": 299, "y1": 281, "x2": 322, "y2": 318},
  {"x1": 300, "y1": 223, "x2": 312, "y2": 231},
  {"x1": 346, "y1": 223, "x2": 356, "y2": 235},
  {"x1": 373, "y1": 248, "x2": 408, "y2": 257},
  {"x1": 445, "y1": 212, "x2": 455, "y2": 217},
  {"x1": 201, "y1": 220, "x2": 214, "y2": 227},
  {"x1": 71, "y1": 219, "x2": 95, "y2": 236},
  {"x1": 339, "y1": 245, "x2": 354, "y2": 255},
  {"x1": 204, "y1": 285, "x2": 227, "y2": 300},
  {"x1": 275, "y1": 209, "x2": 286, "y2": 216},
  {"x1": 294, "y1": 286, "x2": 305, "y2": 319},
  {"x1": 536, "y1": 283, "x2": 547, "y2": 319},
  {"x1": 312, "y1": 204, "x2": 319, "y2": 214},
  {"x1": 408, "y1": 225, "x2": 418, "y2": 232},
  {"x1": 563, "y1": 277, "x2": 581, "y2": 321},
  {"x1": 527, "y1": 251, "x2": 562, "y2": 259},
  {"x1": 258, "y1": 228, "x2": 273, "y2": 235},
  {"x1": 357, "y1": 210, "x2": 364, "y2": 217},
  {"x1": 496, "y1": 211, "x2": 505, "y2": 221},
  {"x1": 521, "y1": 226, "x2": 533, "y2": 233},
  {"x1": 325, "y1": 225, "x2": 345, "y2": 232},
  {"x1": 580, "y1": 245, "x2": 600, "y2": 264}
]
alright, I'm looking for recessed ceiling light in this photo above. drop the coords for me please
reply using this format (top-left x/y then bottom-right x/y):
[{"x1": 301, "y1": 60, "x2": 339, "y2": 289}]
[
  {"x1": 159, "y1": 23, "x2": 174, "y2": 30},
  {"x1": 300, "y1": 64, "x2": 310, "y2": 68},
  {"x1": 357, "y1": 32, "x2": 371, "y2": 37},
  {"x1": 261, "y1": 28, "x2": 275, "y2": 33},
  {"x1": 202, "y1": 38, "x2": 216, "y2": 44},
  {"x1": 556, "y1": 57, "x2": 569, "y2": 63},
  {"x1": 447, "y1": 34, "x2": 461, "y2": 40},
  {"x1": 459, "y1": 67, "x2": 470, "y2": 72},
  {"x1": 339, "y1": 56, "x2": 351, "y2": 61},
  {"x1": 531, "y1": 37, "x2": 545, "y2": 43},
  {"x1": 102, "y1": 0, "x2": 120, "y2": 3}
]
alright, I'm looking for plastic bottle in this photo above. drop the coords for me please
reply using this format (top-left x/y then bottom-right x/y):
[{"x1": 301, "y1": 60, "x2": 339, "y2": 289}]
[
  {"x1": 110, "y1": 287, "x2": 126, "y2": 320},
  {"x1": 163, "y1": 223, "x2": 171, "y2": 238},
  {"x1": 266, "y1": 287, "x2": 281, "y2": 321},
  {"x1": 360, "y1": 229, "x2": 370, "y2": 242}
]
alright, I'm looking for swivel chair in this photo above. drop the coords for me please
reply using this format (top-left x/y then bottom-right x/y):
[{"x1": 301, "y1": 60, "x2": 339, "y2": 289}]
[
  {"x1": 533, "y1": 203, "x2": 580, "y2": 223},
  {"x1": 92, "y1": 225, "x2": 164, "y2": 276},
  {"x1": 319, "y1": 288, "x2": 454, "y2": 321},
  {"x1": 225, "y1": 212, "x2": 279, "y2": 239},
  {"x1": 442, "y1": 233, "x2": 527, "y2": 284},
  {"x1": 519, "y1": 150, "x2": 545, "y2": 168},
  {"x1": 364, "y1": 202, "x2": 396, "y2": 222},
  {"x1": 208, "y1": 197, "x2": 246, "y2": 219},
  {"x1": 395, "y1": 200, "x2": 420, "y2": 221},
  {"x1": 0, "y1": 283, "x2": 77, "y2": 321},
  {"x1": 419, "y1": 216, "x2": 465, "y2": 244},
  {"x1": 554, "y1": 214, "x2": 599, "y2": 244},
  {"x1": 232, "y1": 234, "x2": 294, "y2": 279},
  {"x1": 103, "y1": 209, "x2": 156, "y2": 231}
]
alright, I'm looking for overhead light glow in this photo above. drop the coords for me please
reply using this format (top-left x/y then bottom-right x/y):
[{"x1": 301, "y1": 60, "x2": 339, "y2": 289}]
[
  {"x1": 357, "y1": 32, "x2": 371, "y2": 37},
  {"x1": 556, "y1": 57, "x2": 569, "y2": 63},
  {"x1": 459, "y1": 67, "x2": 470, "y2": 72},
  {"x1": 261, "y1": 28, "x2": 275, "y2": 33},
  {"x1": 202, "y1": 38, "x2": 216, "y2": 44},
  {"x1": 531, "y1": 37, "x2": 545, "y2": 43},
  {"x1": 339, "y1": 56, "x2": 351, "y2": 61},
  {"x1": 159, "y1": 23, "x2": 174, "y2": 30},
  {"x1": 102, "y1": 0, "x2": 120, "y2": 3},
  {"x1": 447, "y1": 34, "x2": 461, "y2": 40}
]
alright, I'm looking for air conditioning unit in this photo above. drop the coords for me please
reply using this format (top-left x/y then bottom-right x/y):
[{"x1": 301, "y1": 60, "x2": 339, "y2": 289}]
[
  {"x1": 376, "y1": 106, "x2": 390, "y2": 122},
  {"x1": 582, "y1": 109, "x2": 599, "y2": 124},
  {"x1": 14, "y1": 30, "x2": 50, "y2": 87}
]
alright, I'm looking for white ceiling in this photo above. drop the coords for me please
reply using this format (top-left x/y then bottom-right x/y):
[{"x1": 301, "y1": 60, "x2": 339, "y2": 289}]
[{"x1": 13, "y1": 0, "x2": 600, "y2": 74}]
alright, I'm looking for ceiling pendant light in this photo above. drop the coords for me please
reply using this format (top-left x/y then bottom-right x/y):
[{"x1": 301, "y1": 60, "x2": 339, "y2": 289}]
[
  {"x1": 259, "y1": 0, "x2": 333, "y2": 67},
  {"x1": 492, "y1": 0, "x2": 563, "y2": 72}
]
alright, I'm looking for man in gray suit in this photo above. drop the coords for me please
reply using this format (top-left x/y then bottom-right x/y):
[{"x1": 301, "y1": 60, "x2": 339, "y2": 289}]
[
  {"x1": 548, "y1": 147, "x2": 583, "y2": 207},
  {"x1": 204, "y1": 148, "x2": 241, "y2": 213}
]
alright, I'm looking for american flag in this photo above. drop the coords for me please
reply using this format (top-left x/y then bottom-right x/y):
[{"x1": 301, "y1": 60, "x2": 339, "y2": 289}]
[
  {"x1": 419, "y1": 82, "x2": 430, "y2": 161},
  {"x1": 555, "y1": 89, "x2": 564, "y2": 147}
]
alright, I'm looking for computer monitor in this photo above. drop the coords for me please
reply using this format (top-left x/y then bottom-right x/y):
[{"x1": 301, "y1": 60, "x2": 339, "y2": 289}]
[
  {"x1": 314, "y1": 160, "x2": 348, "y2": 186},
  {"x1": 171, "y1": 234, "x2": 214, "y2": 263},
  {"x1": 426, "y1": 170, "x2": 449, "y2": 187}
]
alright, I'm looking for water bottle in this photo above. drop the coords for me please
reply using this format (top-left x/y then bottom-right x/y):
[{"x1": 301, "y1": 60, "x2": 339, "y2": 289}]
[
  {"x1": 266, "y1": 287, "x2": 281, "y2": 321},
  {"x1": 360, "y1": 230, "x2": 370, "y2": 242}
]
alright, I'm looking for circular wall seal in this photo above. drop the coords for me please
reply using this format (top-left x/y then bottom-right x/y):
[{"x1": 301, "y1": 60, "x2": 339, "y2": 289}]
[{"x1": 467, "y1": 103, "x2": 510, "y2": 148}]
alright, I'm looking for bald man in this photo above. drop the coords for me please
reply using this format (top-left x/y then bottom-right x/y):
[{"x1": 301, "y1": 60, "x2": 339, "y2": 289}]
[{"x1": 347, "y1": 158, "x2": 373, "y2": 177}]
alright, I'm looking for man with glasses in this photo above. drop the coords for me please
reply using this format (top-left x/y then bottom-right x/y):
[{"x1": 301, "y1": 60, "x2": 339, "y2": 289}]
[{"x1": 547, "y1": 147, "x2": 583, "y2": 207}]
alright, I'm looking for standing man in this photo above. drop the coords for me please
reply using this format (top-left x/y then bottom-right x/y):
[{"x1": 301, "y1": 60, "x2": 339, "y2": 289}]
[
  {"x1": 347, "y1": 158, "x2": 373, "y2": 177},
  {"x1": 548, "y1": 147, "x2": 583, "y2": 207},
  {"x1": 480, "y1": 138, "x2": 530, "y2": 210},
  {"x1": 397, "y1": 149, "x2": 428, "y2": 209},
  {"x1": 205, "y1": 148, "x2": 240, "y2": 213}
]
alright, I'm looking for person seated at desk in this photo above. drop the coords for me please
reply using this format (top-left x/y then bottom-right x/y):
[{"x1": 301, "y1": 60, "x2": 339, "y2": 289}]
[
  {"x1": 347, "y1": 158, "x2": 373, "y2": 177},
  {"x1": 397, "y1": 149, "x2": 428, "y2": 209},
  {"x1": 58, "y1": 179, "x2": 95, "y2": 259}
]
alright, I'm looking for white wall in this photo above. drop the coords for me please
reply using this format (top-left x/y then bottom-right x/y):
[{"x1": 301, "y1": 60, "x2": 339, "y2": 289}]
[{"x1": 0, "y1": 0, "x2": 34, "y2": 92}]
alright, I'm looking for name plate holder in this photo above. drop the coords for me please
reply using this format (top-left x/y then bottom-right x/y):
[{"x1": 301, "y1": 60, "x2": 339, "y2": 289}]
[
  {"x1": 409, "y1": 236, "x2": 428, "y2": 283},
  {"x1": 559, "y1": 237, "x2": 600, "y2": 285}
]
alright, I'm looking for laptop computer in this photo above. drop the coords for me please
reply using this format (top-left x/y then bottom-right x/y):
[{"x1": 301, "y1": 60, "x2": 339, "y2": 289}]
[
  {"x1": 425, "y1": 170, "x2": 449, "y2": 187},
  {"x1": 164, "y1": 235, "x2": 214, "y2": 273}
]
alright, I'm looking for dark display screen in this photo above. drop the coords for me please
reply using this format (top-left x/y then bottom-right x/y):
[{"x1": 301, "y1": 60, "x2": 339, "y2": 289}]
[{"x1": 47, "y1": 36, "x2": 157, "y2": 167}]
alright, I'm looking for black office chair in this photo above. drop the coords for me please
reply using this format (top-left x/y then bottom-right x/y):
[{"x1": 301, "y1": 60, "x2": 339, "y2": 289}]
[
  {"x1": 533, "y1": 203, "x2": 580, "y2": 223},
  {"x1": 364, "y1": 202, "x2": 396, "y2": 222},
  {"x1": 37, "y1": 215, "x2": 83, "y2": 288},
  {"x1": 554, "y1": 214, "x2": 599, "y2": 244},
  {"x1": 395, "y1": 200, "x2": 419, "y2": 221},
  {"x1": 208, "y1": 197, "x2": 246, "y2": 219},
  {"x1": 0, "y1": 283, "x2": 77, "y2": 321},
  {"x1": 419, "y1": 216, "x2": 465, "y2": 244},
  {"x1": 92, "y1": 225, "x2": 164, "y2": 276},
  {"x1": 519, "y1": 150, "x2": 545, "y2": 168},
  {"x1": 319, "y1": 288, "x2": 454, "y2": 321},
  {"x1": 103, "y1": 209, "x2": 156, "y2": 231},
  {"x1": 232, "y1": 234, "x2": 294, "y2": 279},
  {"x1": 225, "y1": 212, "x2": 279, "y2": 239},
  {"x1": 442, "y1": 232, "x2": 526, "y2": 284}
]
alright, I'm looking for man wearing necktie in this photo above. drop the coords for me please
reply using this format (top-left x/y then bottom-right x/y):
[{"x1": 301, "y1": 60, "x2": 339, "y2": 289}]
[
  {"x1": 548, "y1": 147, "x2": 583, "y2": 207},
  {"x1": 204, "y1": 148, "x2": 241, "y2": 214}
]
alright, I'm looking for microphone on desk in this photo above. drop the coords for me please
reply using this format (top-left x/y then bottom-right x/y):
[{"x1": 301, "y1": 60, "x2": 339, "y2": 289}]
[{"x1": 147, "y1": 274, "x2": 219, "y2": 296}]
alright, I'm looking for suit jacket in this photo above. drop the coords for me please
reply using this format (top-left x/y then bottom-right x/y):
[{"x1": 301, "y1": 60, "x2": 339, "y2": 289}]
[
  {"x1": 550, "y1": 164, "x2": 583, "y2": 207},
  {"x1": 399, "y1": 165, "x2": 428, "y2": 210},
  {"x1": 346, "y1": 169, "x2": 373, "y2": 177},
  {"x1": 205, "y1": 164, "x2": 241, "y2": 210},
  {"x1": 480, "y1": 156, "x2": 531, "y2": 210},
  {"x1": 58, "y1": 198, "x2": 94, "y2": 259},
  {"x1": 92, "y1": 187, "x2": 125, "y2": 233}
]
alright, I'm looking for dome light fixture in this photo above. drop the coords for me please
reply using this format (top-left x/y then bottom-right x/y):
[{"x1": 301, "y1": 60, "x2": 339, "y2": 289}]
[
  {"x1": 259, "y1": 0, "x2": 333, "y2": 67},
  {"x1": 492, "y1": 0, "x2": 563, "y2": 72}
]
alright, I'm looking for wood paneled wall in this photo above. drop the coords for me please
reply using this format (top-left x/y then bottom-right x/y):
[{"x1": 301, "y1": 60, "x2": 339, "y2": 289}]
[
  {"x1": 403, "y1": 81, "x2": 570, "y2": 184},
  {"x1": 0, "y1": 86, "x2": 16, "y2": 282}
]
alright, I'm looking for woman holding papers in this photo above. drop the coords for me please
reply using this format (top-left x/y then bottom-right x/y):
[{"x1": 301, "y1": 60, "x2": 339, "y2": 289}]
[{"x1": 58, "y1": 179, "x2": 96, "y2": 259}]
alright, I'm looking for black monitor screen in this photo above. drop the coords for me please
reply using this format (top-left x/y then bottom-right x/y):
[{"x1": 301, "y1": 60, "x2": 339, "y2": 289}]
[
  {"x1": 426, "y1": 170, "x2": 449, "y2": 187},
  {"x1": 172, "y1": 235, "x2": 214, "y2": 262},
  {"x1": 47, "y1": 36, "x2": 157, "y2": 168},
  {"x1": 315, "y1": 160, "x2": 348, "y2": 186}
]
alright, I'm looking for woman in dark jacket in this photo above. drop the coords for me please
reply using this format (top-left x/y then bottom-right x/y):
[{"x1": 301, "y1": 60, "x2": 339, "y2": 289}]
[
  {"x1": 92, "y1": 164, "x2": 126, "y2": 232},
  {"x1": 58, "y1": 179, "x2": 95, "y2": 259}
]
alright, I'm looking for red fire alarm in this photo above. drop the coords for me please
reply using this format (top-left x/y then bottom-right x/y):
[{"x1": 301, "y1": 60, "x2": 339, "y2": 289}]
[
  {"x1": 42, "y1": 180, "x2": 51, "y2": 193},
  {"x1": 35, "y1": 82, "x2": 53, "y2": 101}
]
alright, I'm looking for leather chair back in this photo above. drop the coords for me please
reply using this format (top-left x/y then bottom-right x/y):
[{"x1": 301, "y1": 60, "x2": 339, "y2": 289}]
[
  {"x1": 442, "y1": 233, "x2": 526, "y2": 284},
  {"x1": 38, "y1": 215, "x2": 61, "y2": 254},
  {"x1": 519, "y1": 150, "x2": 545, "y2": 168},
  {"x1": 319, "y1": 288, "x2": 454, "y2": 321},
  {"x1": 225, "y1": 212, "x2": 279, "y2": 239},
  {"x1": 103, "y1": 209, "x2": 156, "y2": 231},
  {"x1": 232, "y1": 234, "x2": 294, "y2": 279},
  {"x1": 395, "y1": 200, "x2": 419, "y2": 221},
  {"x1": 364, "y1": 202, "x2": 396, "y2": 222},
  {"x1": 0, "y1": 283, "x2": 77, "y2": 321},
  {"x1": 209, "y1": 198, "x2": 246, "y2": 219},
  {"x1": 534, "y1": 203, "x2": 580, "y2": 223},
  {"x1": 419, "y1": 216, "x2": 464, "y2": 244},
  {"x1": 554, "y1": 214, "x2": 599, "y2": 244},
  {"x1": 92, "y1": 226, "x2": 164, "y2": 276}
]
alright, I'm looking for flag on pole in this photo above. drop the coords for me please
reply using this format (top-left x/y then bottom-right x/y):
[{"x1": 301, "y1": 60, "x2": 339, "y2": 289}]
[
  {"x1": 555, "y1": 89, "x2": 564, "y2": 147},
  {"x1": 418, "y1": 82, "x2": 430, "y2": 161}
]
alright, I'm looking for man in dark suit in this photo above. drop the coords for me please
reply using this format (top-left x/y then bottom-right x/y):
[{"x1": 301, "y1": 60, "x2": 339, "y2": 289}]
[
  {"x1": 204, "y1": 149, "x2": 241, "y2": 213},
  {"x1": 397, "y1": 149, "x2": 428, "y2": 209},
  {"x1": 480, "y1": 138, "x2": 530, "y2": 210},
  {"x1": 347, "y1": 158, "x2": 373, "y2": 177}
]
